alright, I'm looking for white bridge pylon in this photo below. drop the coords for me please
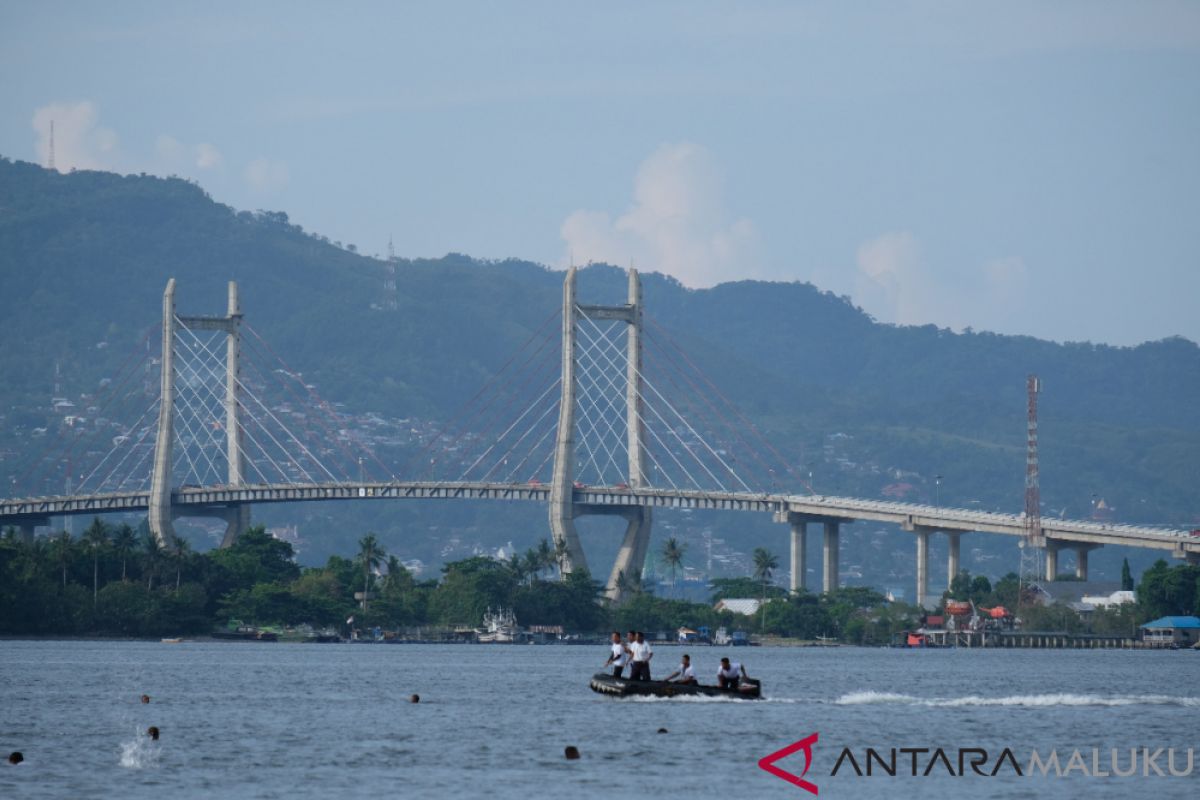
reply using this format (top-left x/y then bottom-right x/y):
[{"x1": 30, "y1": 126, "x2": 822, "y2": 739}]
[
  {"x1": 549, "y1": 268, "x2": 654, "y2": 602},
  {"x1": 148, "y1": 280, "x2": 343, "y2": 546},
  {"x1": 149, "y1": 279, "x2": 248, "y2": 546}
]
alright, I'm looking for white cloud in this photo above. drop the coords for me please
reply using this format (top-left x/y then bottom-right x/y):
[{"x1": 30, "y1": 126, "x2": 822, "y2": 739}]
[
  {"x1": 854, "y1": 231, "x2": 926, "y2": 325},
  {"x1": 155, "y1": 135, "x2": 223, "y2": 174},
  {"x1": 560, "y1": 142, "x2": 759, "y2": 288},
  {"x1": 244, "y1": 157, "x2": 289, "y2": 192},
  {"x1": 31, "y1": 101, "x2": 118, "y2": 172},
  {"x1": 853, "y1": 231, "x2": 1031, "y2": 333},
  {"x1": 194, "y1": 142, "x2": 222, "y2": 170}
]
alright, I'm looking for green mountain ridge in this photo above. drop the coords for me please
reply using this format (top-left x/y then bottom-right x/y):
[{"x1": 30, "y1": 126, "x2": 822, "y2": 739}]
[{"x1": 1, "y1": 156, "x2": 1197, "y2": 586}]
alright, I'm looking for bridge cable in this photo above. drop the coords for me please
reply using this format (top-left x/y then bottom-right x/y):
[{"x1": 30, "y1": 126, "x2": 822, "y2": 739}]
[
  {"x1": 175, "y1": 319, "x2": 338, "y2": 484},
  {"x1": 644, "y1": 326, "x2": 796, "y2": 492},
  {"x1": 235, "y1": 346, "x2": 359, "y2": 483},
  {"x1": 574, "y1": 315, "x2": 698, "y2": 490},
  {"x1": 76, "y1": 394, "x2": 161, "y2": 493},
  {"x1": 478, "y1": 386, "x2": 563, "y2": 483},
  {"x1": 574, "y1": 312, "x2": 707, "y2": 490},
  {"x1": 15, "y1": 323, "x2": 158, "y2": 496},
  {"x1": 646, "y1": 316, "x2": 813, "y2": 493},
  {"x1": 641, "y1": 342, "x2": 776, "y2": 491},
  {"x1": 416, "y1": 320, "x2": 560, "y2": 482},
  {"x1": 431, "y1": 329, "x2": 561, "y2": 483},
  {"x1": 456, "y1": 376, "x2": 562, "y2": 482},
  {"x1": 243, "y1": 324, "x2": 390, "y2": 481},
  {"x1": 572, "y1": 322, "x2": 634, "y2": 483},
  {"x1": 576, "y1": 309, "x2": 744, "y2": 491},
  {"x1": 402, "y1": 307, "x2": 560, "y2": 480}
]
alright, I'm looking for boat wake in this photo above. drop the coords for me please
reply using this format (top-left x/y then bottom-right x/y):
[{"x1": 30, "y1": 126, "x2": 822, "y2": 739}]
[
  {"x1": 833, "y1": 690, "x2": 1200, "y2": 708},
  {"x1": 625, "y1": 693, "x2": 749, "y2": 703}
]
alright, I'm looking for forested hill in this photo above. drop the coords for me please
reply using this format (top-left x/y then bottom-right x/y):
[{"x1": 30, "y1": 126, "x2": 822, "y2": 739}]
[{"x1": 1, "y1": 156, "x2": 1197, "y2": 528}]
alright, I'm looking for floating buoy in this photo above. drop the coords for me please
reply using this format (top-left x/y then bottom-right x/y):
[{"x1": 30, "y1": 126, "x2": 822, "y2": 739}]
[
  {"x1": 147, "y1": 727, "x2": 160, "y2": 741},
  {"x1": 564, "y1": 746, "x2": 580, "y2": 760},
  {"x1": 410, "y1": 694, "x2": 420, "y2": 704},
  {"x1": 140, "y1": 695, "x2": 151, "y2": 704},
  {"x1": 657, "y1": 728, "x2": 668, "y2": 734},
  {"x1": 7, "y1": 752, "x2": 22, "y2": 765}
]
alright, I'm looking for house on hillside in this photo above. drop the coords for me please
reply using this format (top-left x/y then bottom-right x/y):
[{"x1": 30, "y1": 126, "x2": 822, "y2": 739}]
[{"x1": 1140, "y1": 616, "x2": 1200, "y2": 646}]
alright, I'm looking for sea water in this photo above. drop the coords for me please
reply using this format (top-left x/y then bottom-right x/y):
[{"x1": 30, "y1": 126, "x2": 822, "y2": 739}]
[{"x1": 1, "y1": 641, "x2": 1197, "y2": 798}]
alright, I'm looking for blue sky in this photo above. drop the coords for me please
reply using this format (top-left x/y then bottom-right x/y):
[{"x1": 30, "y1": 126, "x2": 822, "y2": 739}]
[{"x1": 2, "y1": 1, "x2": 1198, "y2": 345}]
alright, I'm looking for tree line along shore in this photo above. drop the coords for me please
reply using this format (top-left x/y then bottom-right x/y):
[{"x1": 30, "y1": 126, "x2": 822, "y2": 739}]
[{"x1": 1, "y1": 520, "x2": 1196, "y2": 643}]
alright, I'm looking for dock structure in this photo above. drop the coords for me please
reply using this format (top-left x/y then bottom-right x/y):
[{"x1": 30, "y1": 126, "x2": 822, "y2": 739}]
[{"x1": 908, "y1": 629, "x2": 1182, "y2": 649}]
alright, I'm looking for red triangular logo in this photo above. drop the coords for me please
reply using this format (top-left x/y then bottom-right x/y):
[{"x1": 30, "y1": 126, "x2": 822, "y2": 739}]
[{"x1": 758, "y1": 732, "x2": 819, "y2": 795}]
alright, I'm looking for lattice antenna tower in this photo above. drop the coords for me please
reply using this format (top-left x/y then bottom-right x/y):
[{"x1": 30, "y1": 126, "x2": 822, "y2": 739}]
[
  {"x1": 383, "y1": 236, "x2": 398, "y2": 311},
  {"x1": 1017, "y1": 374, "x2": 1043, "y2": 608},
  {"x1": 48, "y1": 120, "x2": 56, "y2": 171}
]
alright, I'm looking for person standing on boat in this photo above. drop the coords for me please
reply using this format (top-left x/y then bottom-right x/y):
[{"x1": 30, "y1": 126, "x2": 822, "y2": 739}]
[
  {"x1": 603, "y1": 631, "x2": 629, "y2": 678},
  {"x1": 664, "y1": 653, "x2": 697, "y2": 685},
  {"x1": 629, "y1": 631, "x2": 654, "y2": 681},
  {"x1": 716, "y1": 657, "x2": 748, "y2": 690}
]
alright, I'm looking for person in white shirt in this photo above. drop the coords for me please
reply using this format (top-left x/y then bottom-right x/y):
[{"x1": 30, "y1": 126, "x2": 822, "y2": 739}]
[
  {"x1": 716, "y1": 656, "x2": 748, "y2": 690},
  {"x1": 664, "y1": 653, "x2": 697, "y2": 685},
  {"x1": 629, "y1": 631, "x2": 654, "y2": 681},
  {"x1": 603, "y1": 631, "x2": 629, "y2": 677}
]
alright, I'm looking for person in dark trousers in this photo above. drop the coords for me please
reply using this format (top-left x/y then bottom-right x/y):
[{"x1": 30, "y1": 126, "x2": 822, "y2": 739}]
[
  {"x1": 603, "y1": 631, "x2": 629, "y2": 678},
  {"x1": 628, "y1": 631, "x2": 654, "y2": 681}
]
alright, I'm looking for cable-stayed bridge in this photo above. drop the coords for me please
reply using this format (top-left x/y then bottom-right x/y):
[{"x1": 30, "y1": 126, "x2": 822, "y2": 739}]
[{"x1": 3, "y1": 270, "x2": 1197, "y2": 605}]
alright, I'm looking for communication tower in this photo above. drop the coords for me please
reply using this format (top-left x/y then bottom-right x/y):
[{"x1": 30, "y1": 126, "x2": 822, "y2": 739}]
[
  {"x1": 383, "y1": 237, "x2": 398, "y2": 311},
  {"x1": 1017, "y1": 375, "x2": 1043, "y2": 608},
  {"x1": 48, "y1": 120, "x2": 56, "y2": 172}
]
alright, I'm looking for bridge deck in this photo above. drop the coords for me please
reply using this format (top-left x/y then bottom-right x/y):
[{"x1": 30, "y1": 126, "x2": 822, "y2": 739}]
[{"x1": 2, "y1": 482, "x2": 1195, "y2": 556}]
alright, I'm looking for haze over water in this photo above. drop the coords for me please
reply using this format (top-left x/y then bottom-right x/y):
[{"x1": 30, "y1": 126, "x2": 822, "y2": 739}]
[{"x1": 2, "y1": 641, "x2": 1197, "y2": 799}]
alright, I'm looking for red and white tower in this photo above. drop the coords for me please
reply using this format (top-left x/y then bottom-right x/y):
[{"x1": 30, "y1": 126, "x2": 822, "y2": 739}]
[{"x1": 1018, "y1": 375, "x2": 1043, "y2": 606}]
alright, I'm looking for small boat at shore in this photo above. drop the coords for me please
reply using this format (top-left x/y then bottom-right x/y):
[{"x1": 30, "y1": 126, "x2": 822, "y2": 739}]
[{"x1": 589, "y1": 672, "x2": 762, "y2": 700}]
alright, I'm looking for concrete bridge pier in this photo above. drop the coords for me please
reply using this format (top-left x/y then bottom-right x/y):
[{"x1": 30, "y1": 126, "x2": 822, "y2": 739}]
[
  {"x1": 218, "y1": 504, "x2": 251, "y2": 548},
  {"x1": 946, "y1": 531, "x2": 961, "y2": 590},
  {"x1": 1072, "y1": 544, "x2": 1101, "y2": 580},
  {"x1": 915, "y1": 528, "x2": 930, "y2": 608},
  {"x1": 823, "y1": 521, "x2": 840, "y2": 592},
  {"x1": 789, "y1": 517, "x2": 807, "y2": 592},
  {"x1": 1044, "y1": 541, "x2": 1060, "y2": 581},
  {"x1": 16, "y1": 518, "x2": 47, "y2": 543}
]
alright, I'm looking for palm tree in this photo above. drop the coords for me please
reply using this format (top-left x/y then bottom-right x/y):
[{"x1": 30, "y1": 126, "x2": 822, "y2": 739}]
[
  {"x1": 384, "y1": 555, "x2": 406, "y2": 592},
  {"x1": 660, "y1": 537, "x2": 687, "y2": 598},
  {"x1": 113, "y1": 524, "x2": 137, "y2": 581},
  {"x1": 752, "y1": 547, "x2": 779, "y2": 632},
  {"x1": 142, "y1": 532, "x2": 163, "y2": 591},
  {"x1": 525, "y1": 551, "x2": 544, "y2": 587},
  {"x1": 171, "y1": 536, "x2": 191, "y2": 591},
  {"x1": 50, "y1": 530, "x2": 73, "y2": 589},
  {"x1": 614, "y1": 569, "x2": 635, "y2": 600},
  {"x1": 535, "y1": 539, "x2": 555, "y2": 581},
  {"x1": 356, "y1": 534, "x2": 385, "y2": 611},
  {"x1": 82, "y1": 517, "x2": 109, "y2": 609},
  {"x1": 509, "y1": 551, "x2": 532, "y2": 587}
]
